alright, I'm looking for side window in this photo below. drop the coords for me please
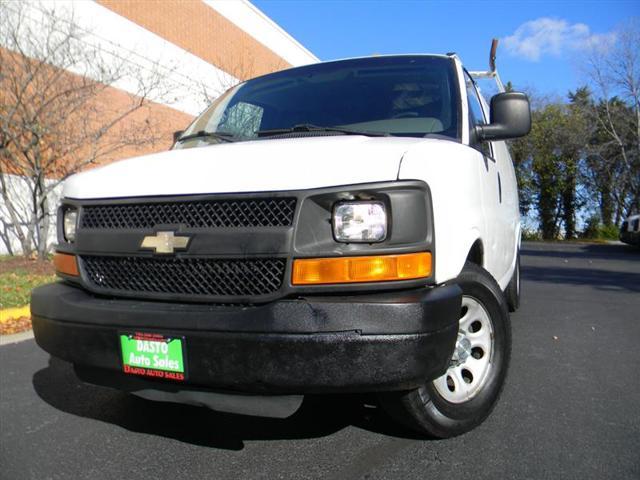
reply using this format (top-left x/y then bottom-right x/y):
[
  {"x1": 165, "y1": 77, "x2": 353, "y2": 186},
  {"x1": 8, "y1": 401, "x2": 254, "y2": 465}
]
[{"x1": 465, "y1": 72, "x2": 491, "y2": 156}]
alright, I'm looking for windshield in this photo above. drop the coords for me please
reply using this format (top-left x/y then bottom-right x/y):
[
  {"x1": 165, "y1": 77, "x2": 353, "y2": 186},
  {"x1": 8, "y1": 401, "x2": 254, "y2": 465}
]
[{"x1": 176, "y1": 55, "x2": 460, "y2": 147}]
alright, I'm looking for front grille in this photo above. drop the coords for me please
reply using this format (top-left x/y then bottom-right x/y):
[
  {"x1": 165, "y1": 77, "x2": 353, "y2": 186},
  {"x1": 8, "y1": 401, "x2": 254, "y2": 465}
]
[
  {"x1": 80, "y1": 198, "x2": 296, "y2": 230},
  {"x1": 81, "y1": 256, "x2": 286, "y2": 299}
]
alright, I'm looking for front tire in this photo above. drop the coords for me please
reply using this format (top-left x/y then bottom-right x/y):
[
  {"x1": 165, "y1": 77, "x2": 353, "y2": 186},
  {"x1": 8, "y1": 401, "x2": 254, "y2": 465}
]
[{"x1": 379, "y1": 262, "x2": 511, "y2": 438}]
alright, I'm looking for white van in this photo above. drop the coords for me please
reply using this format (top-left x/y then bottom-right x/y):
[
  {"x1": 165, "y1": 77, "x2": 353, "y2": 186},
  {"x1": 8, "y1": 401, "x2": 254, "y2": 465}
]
[
  {"x1": 620, "y1": 214, "x2": 640, "y2": 246},
  {"x1": 32, "y1": 44, "x2": 531, "y2": 438}
]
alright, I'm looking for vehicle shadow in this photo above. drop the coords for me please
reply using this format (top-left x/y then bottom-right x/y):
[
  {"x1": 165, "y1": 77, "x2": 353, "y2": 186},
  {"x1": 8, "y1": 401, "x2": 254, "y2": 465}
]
[{"x1": 32, "y1": 357, "x2": 426, "y2": 450}]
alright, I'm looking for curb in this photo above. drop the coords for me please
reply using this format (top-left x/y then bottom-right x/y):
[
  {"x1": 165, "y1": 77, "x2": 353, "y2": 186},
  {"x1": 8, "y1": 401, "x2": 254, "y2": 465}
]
[
  {"x1": 0, "y1": 305, "x2": 31, "y2": 322},
  {"x1": 0, "y1": 329, "x2": 34, "y2": 346}
]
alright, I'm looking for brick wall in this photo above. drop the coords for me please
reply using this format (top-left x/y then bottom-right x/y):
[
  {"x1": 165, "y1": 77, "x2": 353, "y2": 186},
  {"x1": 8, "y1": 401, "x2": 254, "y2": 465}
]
[{"x1": 98, "y1": 0, "x2": 291, "y2": 80}]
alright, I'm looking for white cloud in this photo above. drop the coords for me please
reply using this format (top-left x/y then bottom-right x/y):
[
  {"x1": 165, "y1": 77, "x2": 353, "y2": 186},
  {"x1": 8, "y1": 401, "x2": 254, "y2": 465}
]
[{"x1": 502, "y1": 18, "x2": 616, "y2": 61}]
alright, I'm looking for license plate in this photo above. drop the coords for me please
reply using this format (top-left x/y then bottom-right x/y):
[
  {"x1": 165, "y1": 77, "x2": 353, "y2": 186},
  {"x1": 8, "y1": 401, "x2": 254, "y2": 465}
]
[{"x1": 120, "y1": 332, "x2": 186, "y2": 381}]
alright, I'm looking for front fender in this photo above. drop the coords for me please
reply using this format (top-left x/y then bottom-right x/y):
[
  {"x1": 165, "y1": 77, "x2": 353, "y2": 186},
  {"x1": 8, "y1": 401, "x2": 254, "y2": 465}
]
[{"x1": 398, "y1": 141, "x2": 486, "y2": 284}]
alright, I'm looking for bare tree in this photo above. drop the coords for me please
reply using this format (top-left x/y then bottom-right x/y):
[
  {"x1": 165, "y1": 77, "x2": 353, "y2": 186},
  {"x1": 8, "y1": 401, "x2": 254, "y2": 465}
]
[
  {"x1": 190, "y1": 49, "x2": 290, "y2": 142},
  {"x1": 0, "y1": 1, "x2": 171, "y2": 257},
  {"x1": 582, "y1": 20, "x2": 640, "y2": 224},
  {"x1": 197, "y1": 44, "x2": 289, "y2": 105}
]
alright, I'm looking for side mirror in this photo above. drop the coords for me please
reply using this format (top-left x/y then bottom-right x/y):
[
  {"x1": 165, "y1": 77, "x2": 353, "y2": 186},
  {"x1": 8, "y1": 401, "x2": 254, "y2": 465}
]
[
  {"x1": 172, "y1": 130, "x2": 184, "y2": 143},
  {"x1": 477, "y1": 92, "x2": 531, "y2": 141}
]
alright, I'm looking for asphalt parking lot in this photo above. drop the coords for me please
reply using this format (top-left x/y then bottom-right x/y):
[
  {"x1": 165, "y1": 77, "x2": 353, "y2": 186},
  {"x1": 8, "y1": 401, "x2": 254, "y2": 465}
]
[{"x1": 1, "y1": 241, "x2": 639, "y2": 480}]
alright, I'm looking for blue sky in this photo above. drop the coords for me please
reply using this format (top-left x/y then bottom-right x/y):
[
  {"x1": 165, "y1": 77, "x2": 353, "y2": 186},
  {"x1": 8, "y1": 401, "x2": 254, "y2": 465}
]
[{"x1": 254, "y1": 0, "x2": 639, "y2": 100}]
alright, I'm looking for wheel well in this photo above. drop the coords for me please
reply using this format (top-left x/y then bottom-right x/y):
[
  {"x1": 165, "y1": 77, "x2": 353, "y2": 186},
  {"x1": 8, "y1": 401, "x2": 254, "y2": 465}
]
[{"x1": 466, "y1": 239, "x2": 484, "y2": 267}]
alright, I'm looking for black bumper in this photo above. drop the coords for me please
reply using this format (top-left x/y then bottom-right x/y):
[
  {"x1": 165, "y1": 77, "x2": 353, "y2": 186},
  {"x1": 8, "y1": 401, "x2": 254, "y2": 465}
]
[{"x1": 31, "y1": 282, "x2": 461, "y2": 394}]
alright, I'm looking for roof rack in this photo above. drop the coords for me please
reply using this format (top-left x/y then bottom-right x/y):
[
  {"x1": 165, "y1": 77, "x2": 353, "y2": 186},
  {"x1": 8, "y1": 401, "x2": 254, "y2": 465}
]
[{"x1": 468, "y1": 39, "x2": 505, "y2": 93}]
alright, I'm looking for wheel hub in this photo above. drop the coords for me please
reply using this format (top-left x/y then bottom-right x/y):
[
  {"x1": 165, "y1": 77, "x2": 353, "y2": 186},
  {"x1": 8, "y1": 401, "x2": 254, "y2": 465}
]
[
  {"x1": 432, "y1": 295, "x2": 495, "y2": 404},
  {"x1": 452, "y1": 333, "x2": 472, "y2": 365}
]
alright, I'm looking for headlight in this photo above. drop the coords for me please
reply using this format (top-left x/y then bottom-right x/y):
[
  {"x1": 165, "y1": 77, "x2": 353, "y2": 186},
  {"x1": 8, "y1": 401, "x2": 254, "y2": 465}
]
[
  {"x1": 63, "y1": 208, "x2": 78, "y2": 242},
  {"x1": 333, "y1": 201, "x2": 387, "y2": 243}
]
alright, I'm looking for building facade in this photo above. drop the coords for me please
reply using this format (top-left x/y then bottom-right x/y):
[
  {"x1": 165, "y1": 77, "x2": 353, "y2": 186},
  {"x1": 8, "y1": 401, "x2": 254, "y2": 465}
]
[{"x1": 0, "y1": 0, "x2": 318, "y2": 254}]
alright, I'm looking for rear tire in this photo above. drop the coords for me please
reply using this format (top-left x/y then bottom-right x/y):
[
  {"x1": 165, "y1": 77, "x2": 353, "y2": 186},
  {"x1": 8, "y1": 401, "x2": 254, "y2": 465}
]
[
  {"x1": 379, "y1": 262, "x2": 511, "y2": 438},
  {"x1": 505, "y1": 251, "x2": 521, "y2": 312}
]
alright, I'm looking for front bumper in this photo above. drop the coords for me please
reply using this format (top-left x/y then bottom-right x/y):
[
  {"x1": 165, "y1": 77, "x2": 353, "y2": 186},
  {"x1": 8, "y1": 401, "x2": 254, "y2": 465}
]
[{"x1": 31, "y1": 282, "x2": 461, "y2": 394}]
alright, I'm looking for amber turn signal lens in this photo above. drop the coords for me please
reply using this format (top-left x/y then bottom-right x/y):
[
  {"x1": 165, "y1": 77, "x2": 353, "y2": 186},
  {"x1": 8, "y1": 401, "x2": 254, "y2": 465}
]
[
  {"x1": 292, "y1": 252, "x2": 432, "y2": 285},
  {"x1": 53, "y1": 252, "x2": 79, "y2": 276}
]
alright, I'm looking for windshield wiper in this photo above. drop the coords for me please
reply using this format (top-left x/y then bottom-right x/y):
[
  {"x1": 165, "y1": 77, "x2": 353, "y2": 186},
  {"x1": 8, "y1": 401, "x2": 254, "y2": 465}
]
[
  {"x1": 255, "y1": 124, "x2": 388, "y2": 138},
  {"x1": 176, "y1": 130, "x2": 238, "y2": 143}
]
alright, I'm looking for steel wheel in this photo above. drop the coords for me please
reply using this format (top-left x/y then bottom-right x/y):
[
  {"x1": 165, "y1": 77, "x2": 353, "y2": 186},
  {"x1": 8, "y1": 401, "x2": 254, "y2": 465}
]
[
  {"x1": 378, "y1": 262, "x2": 511, "y2": 438},
  {"x1": 433, "y1": 296, "x2": 494, "y2": 403}
]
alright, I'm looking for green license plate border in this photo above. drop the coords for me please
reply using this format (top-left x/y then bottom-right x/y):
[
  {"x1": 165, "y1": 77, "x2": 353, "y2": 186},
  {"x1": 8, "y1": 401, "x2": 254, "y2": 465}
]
[{"x1": 118, "y1": 331, "x2": 188, "y2": 381}]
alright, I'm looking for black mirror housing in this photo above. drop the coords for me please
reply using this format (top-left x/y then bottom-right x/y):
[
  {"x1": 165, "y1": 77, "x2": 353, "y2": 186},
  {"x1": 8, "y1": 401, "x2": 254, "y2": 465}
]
[{"x1": 477, "y1": 92, "x2": 531, "y2": 141}]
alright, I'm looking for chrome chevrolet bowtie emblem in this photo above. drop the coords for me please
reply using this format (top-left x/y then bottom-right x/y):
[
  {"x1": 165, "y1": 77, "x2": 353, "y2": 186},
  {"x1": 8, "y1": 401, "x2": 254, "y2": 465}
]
[{"x1": 141, "y1": 231, "x2": 190, "y2": 254}]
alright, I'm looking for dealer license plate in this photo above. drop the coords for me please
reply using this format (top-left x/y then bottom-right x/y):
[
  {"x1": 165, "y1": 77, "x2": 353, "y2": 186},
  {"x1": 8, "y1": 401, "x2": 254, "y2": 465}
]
[{"x1": 120, "y1": 332, "x2": 186, "y2": 381}]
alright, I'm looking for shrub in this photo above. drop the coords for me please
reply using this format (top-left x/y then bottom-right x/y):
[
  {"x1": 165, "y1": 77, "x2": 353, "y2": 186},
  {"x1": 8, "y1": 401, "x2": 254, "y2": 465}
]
[
  {"x1": 580, "y1": 215, "x2": 619, "y2": 240},
  {"x1": 521, "y1": 228, "x2": 542, "y2": 241}
]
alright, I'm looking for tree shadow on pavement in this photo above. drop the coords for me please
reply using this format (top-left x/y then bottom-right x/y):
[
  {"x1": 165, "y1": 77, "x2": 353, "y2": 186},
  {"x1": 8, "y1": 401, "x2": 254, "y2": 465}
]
[
  {"x1": 522, "y1": 243, "x2": 640, "y2": 263},
  {"x1": 33, "y1": 357, "x2": 426, "y2": 450},
  {"x1": 522, "y1": 265, "x2": 640, "y2": 292}
]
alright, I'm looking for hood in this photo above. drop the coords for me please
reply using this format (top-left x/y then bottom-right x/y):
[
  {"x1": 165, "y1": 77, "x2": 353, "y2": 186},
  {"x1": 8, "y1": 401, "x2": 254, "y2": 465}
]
[{"x1": 63, "y1": 136, "x2": 427, "y2": 199}]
